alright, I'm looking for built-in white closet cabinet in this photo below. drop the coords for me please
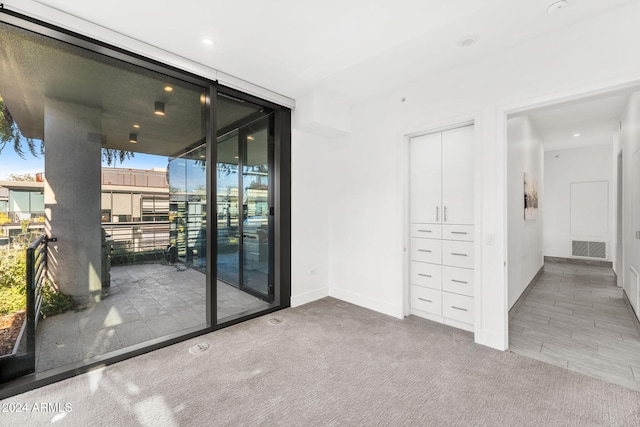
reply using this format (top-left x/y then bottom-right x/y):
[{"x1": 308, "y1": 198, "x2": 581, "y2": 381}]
[{"x1": 409, "y1": 125, "x2": 475, "y2": 332}]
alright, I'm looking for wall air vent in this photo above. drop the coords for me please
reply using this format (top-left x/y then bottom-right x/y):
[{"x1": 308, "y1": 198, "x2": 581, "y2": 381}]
[{"x1": 571, "y1": 241, "x2": 606, "y2": 259}]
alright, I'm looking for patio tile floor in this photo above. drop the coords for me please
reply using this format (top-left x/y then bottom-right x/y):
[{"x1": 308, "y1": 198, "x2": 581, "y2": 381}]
[{"x1": 35, "y1": 263, "x2": 268, "y2": 373}]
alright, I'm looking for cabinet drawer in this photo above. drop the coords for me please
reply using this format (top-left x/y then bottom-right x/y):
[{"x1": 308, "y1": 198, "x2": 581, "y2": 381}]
[
  {"x1": 411, "y1": 262, "x2": 442, "y2": 290},
  {"x1": 442, "y1": 292, "x2": 473, "y2": 325},
  {"x1": 411, "y1": 285, "x2": 442, "y2": 316},
  {"x1": 411, "y1": 238, "x2": 441, "y2": 264},
  {"x1": 442, "y1": 266, "x2": 474, "y2": 296},
  {"x1": 442, "y1": 225, "x2": 474, "y2": 241},
  {"x1": 411, "y1": 223, "x2": 441, "y2": 239},
  {"x1": 442, "y1": 240, "x2": 474, "y2": 269}
]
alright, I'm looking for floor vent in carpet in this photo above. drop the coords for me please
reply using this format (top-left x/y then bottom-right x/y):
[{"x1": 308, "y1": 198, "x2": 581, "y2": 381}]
[
  {"x1": 337, "y1": 302, "x2": 348, "y2": 308},
  {"x1": 268, "y1": 318, "x2": 284, "y2": 325},
  {"x1": 188, "y1": 343, "x2": 210, "y2": 354}
]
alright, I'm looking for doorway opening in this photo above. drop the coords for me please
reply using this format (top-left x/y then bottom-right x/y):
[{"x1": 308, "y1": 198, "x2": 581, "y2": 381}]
[{"x1": 506, "y1": 85, "x2": 640, "y2": 391}]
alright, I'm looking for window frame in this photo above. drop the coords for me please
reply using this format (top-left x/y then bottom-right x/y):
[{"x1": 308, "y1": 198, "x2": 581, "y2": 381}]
[{"x1": 0, "y1": 7, "x2": 291, "y2": 399}]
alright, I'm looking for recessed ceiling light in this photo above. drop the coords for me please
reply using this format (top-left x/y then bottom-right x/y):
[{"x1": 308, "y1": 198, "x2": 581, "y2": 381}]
[
  {"x1": 573, "y1": 133, "x2": 580, "y2": 137},
  {"x1": 457, "y1": 34, "x2": 479, "y2": 47},
  {"x1": 133, "y1": 124, "x2": 140, "y2": 129},
  {"x1": 247, "y1": 135, "x2": 255, "y2": 141},
  {"x1": 202, "y1": 38, "x2": 215, "y2": 46},
  {"x1": 164, "y1": 86, "x2": 173, "y2": 92},
  {"x1": 154, "y1": 101, "x2": 165, "y2": 116},
  {"x1": 547, "y1": 1, "x2": 568, "y2": 14},
  {"x1": 129, "y1": 133, "x2": 138, "y2": 143}
]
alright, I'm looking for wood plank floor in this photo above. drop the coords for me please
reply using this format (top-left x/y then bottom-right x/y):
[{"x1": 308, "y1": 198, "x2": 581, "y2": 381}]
[{"x1": 509, "y1": 259, "x2": 640, "y2": 391}]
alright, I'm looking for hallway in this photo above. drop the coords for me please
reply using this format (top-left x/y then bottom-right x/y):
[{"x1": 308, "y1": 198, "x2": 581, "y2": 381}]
[{"x1": 509, "y1": 258, "x2": 640, "y2": 391}]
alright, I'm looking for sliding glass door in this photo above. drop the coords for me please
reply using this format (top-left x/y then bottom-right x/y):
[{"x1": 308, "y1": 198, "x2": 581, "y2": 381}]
[
  {"x1": 216, "y1": 95, "x2": 274, "y2": 318},
  {"x1": 0, "y1": 8, "x2": 290, "y2": 397},
  {"x1": 239, "y1": 118, "x2": 273, "y2": 300}
]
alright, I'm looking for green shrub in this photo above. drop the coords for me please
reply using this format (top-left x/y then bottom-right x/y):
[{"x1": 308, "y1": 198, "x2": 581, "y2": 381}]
[
  {"x1": 0, "y1": 248, "x2": 76, "y2": 317},
  {"x1": 0, "y1": 248, "x2": 27, "y2": 315},
  {"x1": 40, "y1": 284, "x2": 76, "y2": 317}
]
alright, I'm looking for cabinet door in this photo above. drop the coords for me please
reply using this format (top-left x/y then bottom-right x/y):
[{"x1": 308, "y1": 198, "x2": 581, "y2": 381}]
[
  {"x1": 441, "y1": 126, "x2": 474, "y2": 225},
  {"x1": 410, "y1": 133, "x2": 441, "y2": 223}
]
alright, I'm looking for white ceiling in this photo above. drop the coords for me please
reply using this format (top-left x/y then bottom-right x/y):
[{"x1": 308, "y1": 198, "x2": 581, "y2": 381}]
[
  {"x1": 14, "y1": 0, "x2": 640, "y2": 151},
  {"x1": 523, "y1": 91, "x2": 632, "y2": 152},
  {"x1": 30, "y1": 0, "x2": 639, "y2": 104}
]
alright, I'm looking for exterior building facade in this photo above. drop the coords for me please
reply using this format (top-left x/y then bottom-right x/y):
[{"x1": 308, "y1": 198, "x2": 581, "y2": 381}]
[{"x1": 0, "y1": 168, "x2": 170, "y2": 254}]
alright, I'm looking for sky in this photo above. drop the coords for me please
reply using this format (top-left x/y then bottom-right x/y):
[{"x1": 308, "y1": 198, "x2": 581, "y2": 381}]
[
  {"x1": 0, "y1": 142, "x2": 238, "y2": 193},
  {"x1": 0, "y1": 143, "x2": 169, "y2": 180}
]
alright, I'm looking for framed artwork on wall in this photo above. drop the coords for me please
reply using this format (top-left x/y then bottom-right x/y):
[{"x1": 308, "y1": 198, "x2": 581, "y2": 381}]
[{"x1": 524, "y1": 172, "x2": 538, "y2": 220}]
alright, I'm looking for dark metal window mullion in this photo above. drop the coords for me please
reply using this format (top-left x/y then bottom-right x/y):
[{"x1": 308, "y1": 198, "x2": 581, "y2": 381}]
[
  {"x1": 238, "y1": 129, "x2": 246, "y2": 292},
  {"x1": 268, "y1": 113, "x2": 275, "y2": 297},
  {"x1": 208, "y1": 83, "x2": 217, "y2": 328}
]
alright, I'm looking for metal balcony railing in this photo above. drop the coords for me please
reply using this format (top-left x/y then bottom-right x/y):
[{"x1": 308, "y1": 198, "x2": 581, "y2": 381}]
[
  {"x1": 103, "y1": 223, "x2": 171, "y2": 264},
  {"x1": 26, "y1": 234, "x2": 47, "y2": 354},
  {"x1": 0, "y1": 233, "x2": 46, "y2": 382}
]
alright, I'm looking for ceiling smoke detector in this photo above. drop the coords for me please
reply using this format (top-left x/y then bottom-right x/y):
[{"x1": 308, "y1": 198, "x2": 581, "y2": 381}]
[{"x1": 547, "y1": 1, "x2": 568, "y2": 14}]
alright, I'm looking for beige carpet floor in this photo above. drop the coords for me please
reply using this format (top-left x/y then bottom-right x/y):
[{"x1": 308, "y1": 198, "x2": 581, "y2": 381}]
[{"x1": 2, "y1": 297, "x2": 640, "y2": 426}]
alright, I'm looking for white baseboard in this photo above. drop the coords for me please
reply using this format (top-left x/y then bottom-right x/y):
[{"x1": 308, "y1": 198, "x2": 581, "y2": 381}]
[
  {"x1": 329, "y1": 287, "x2": 403, "y2": 319},
  {"x1": 443, "y1": 317, "x2": 474, "y2": 332},
  {"x1": 291, "y1": 287, "x2": 329, "y2": 307}
]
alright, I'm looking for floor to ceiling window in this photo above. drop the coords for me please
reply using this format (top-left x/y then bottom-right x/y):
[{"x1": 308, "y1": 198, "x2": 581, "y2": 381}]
[
  {"x1": 216, "y1": 94, "x2": 275, "y2": 321},
  {"x1": 0, "y1": 9, "x2": 290, "y2": 397}
]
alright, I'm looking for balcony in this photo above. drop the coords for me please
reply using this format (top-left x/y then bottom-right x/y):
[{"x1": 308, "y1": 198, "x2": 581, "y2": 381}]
[
  {"x1": 1, "y1": 235, "x2": 269, "y2": 377},
  {"x1": 34, "y1": 263, "x2": 266, "y2": 372}
]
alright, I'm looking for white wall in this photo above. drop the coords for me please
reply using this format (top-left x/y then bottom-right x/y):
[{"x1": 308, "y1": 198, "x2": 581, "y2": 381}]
[
  {"x1": 613, "y1": 132, "x2": 623, "y2": 286},
  {"x1": 620, "y1": 91, "x2": 640, "y2": 320},
  {"x1": 292, "y1": 2, "x2": 640, "y2": 350},
  {"x1": 507, "y1": 116, "x2": 544, "y2": 309},
  {"x1": 290, "y1": 129, "x2": 330, "y2": 306},
  {"x1": 544, "y1": 145, "x2": 613, "y2": 259}
]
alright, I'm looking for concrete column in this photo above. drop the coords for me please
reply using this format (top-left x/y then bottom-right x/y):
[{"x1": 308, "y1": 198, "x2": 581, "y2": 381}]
[{"x1": 44, "y1": 98, "x2": 102, "y2": 305}]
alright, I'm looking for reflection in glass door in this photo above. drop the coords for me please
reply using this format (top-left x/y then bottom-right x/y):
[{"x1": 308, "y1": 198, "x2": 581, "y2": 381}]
[
  {"x1": 216, "y1": 132, "x2": 240, "y2": 285},
  {"x1": 240, "y1": 122, "x2": 272, "y2": 300},
  {"x1": 169, "y1": 145, "x2": 207, "y2": 272},
  {"x1": 216, "y1": 95, "x2": 274, "y2": 311}
]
